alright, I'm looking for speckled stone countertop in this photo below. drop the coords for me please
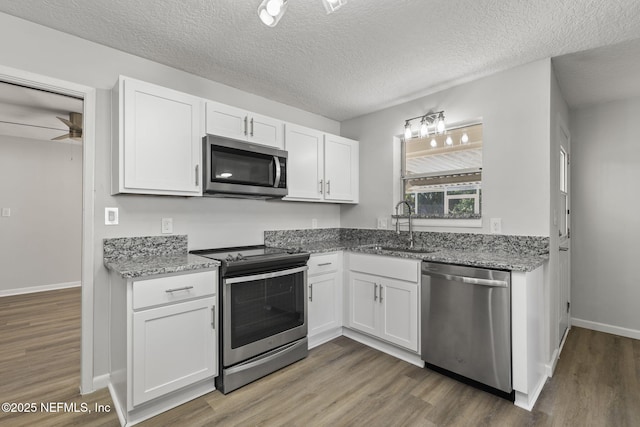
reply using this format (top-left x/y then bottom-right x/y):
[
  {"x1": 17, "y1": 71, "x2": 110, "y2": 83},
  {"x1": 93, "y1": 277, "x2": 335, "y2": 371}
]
[
  {"x1": 103, "y1": 235, "x2": 220, "y2": 279},
  {"x1": 265, "y1": 229, "x2": 548, "y2": 272}
]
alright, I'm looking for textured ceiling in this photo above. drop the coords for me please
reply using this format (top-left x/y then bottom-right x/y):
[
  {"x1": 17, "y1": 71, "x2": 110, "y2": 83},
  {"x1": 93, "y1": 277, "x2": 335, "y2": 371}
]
[{"x1": 1, "y1": 1, "x2": 640, "y2": 121}]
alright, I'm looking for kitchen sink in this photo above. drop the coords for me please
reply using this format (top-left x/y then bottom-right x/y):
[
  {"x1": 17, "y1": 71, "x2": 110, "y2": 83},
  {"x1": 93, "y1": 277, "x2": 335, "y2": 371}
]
[{"x1": 368, "y1": 245, "x2": 436, "y2": 254}]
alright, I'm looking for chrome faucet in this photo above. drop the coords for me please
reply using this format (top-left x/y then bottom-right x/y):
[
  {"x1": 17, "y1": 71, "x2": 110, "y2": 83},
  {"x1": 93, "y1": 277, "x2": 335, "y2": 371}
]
[{"x1": 395, "y1": 200, "x2": 414, "y2": 249}]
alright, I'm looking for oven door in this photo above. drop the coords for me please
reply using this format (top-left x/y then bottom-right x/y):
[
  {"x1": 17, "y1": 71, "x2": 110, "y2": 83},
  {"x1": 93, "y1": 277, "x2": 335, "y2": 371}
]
[{"x1": 223, "y1": 266, "x2": 307, "y2": 367}]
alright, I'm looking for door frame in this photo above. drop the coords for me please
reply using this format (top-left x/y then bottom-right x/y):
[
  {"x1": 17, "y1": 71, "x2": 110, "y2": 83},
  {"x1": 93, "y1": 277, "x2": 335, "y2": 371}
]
[
  {"x1": 557, "y1": 117, "x2": 571, "y2": 343},
  {"x1": 0, "y1": 64, "x2": 96, "y2": 394}
]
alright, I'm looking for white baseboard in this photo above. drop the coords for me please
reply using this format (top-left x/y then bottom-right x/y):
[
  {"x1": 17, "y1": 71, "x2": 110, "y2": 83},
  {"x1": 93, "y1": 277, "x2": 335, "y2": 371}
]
[
  {"x1": 572, "y1": 318, "x2": 640, "y2": 340},
  {"x1": 342, "y1": 328, "x2": 424, "y2": 368},
  {"x1": 0, "y1": 281, "x2": 81, "y2": 297},
  {"x1": 514, "y1": 374, "x2": 547, "y2": 412},
  {"x1": 91, "y1": 373, "x2": 111, "y2": 393},
  {"x1": 308, "y1": 328, "x2": 343, "y2": 350}
]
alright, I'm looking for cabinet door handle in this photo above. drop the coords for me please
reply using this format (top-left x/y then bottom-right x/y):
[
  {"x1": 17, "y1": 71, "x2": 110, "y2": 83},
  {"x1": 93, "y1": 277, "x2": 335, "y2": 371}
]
[
  {"x1": 326, "y1": 180, "x2": 331, "y2": 195},
  {"x1": 195, "y1": 165, "x2": 199, "y2": 186},
  {"x1": 319, "y1": 179, "x2": 324, "y2": 194},
  {"x1": 374, "y1": 283, "x2": 377, "y2": 301},
  {"x1": 250, "y1": 117, "x2": 254, "y2": 137},
  {"x1": 309, "y1": 283, "x2": 313, "y2": 302},
  {"x1": 317, "y1": 262, "x2": 332, "y2": 266},
  {"x1": 165, "y1": 286, "x2": 194, "y2": 293},
  {"x1": 211, "y1": 306, "x2": 216, "y2": 330},
  {"x1": 379, "y1": 285, "x2": 383, "y2": 303},
  {"x1": 244, "y1": 116, "x2": 248, "y2": 136}
]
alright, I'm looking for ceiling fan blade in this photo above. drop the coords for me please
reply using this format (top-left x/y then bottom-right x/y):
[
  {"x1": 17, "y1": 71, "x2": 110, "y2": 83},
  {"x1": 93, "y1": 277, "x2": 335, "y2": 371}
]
[
  {"x1": 57, "y1": 116, "x2": 82, "y2": 131},
  {"x1": 52, "y1": 133, "x2": 71, "y2": 141}
]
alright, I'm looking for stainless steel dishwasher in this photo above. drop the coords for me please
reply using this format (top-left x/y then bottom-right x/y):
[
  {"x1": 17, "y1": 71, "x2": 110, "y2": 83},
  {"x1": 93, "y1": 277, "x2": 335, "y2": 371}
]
[{"x1": 421, "y1": 261, "x2": 513, "y2": 399}]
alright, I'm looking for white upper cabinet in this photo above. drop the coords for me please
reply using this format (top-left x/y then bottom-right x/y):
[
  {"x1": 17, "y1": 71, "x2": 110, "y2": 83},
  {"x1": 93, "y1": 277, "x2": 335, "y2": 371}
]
[
  {"x1": 205, "y1": 100, "x2": 284, "y2": 149},
  {"x1": 284, "y1": 124, "x2": 324, "y2": 201},
  {"x1": 284, "y1": 123, "x2": 359, "y2": 204},
  {"x1": 112, "y1": 76, "x2": 203, "y2": 196},
  {"x1": 324, "y1": 134, "x2": 359, "y2": 202}
]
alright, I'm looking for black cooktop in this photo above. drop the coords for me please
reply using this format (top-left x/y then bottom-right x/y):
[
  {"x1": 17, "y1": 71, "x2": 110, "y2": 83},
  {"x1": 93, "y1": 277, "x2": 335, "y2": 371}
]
[{"x1": 190, "y1": 245, "x2": 309, "y2": 276}]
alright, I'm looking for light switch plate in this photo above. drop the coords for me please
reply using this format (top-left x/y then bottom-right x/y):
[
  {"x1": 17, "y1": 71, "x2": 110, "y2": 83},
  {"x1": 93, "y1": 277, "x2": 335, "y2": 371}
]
[
  {"x1": 1, "y1": 208, "x2": 10, "y2": 217},
  {"x1": 105, "y1": 208, "x2": 119, "y2": 225},
  {"x1": 490, "y1": 217, "x2": 502, "y2": 234},
  {"x1": 161, "y1": 218, "x2": 173, "y2": 234}
]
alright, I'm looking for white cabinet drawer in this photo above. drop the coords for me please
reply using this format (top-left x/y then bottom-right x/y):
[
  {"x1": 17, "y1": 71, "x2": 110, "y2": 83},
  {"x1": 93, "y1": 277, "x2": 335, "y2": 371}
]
[
  {"x1": 133, "y1": 270, "x2": 217, "y2": 310},
  {"x1": 308, "y1": 252, "x2": 340, "y2": 276},
  {"x1": 348, "y1": 253, "x2": 419, "y2": 283}
]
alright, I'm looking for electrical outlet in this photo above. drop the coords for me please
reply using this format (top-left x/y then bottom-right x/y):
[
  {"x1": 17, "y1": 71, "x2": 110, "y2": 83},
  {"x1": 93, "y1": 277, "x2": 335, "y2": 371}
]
[
  {"x1": 490, "y1": 218, "x2": 502, "y2": 234},
  {"x1": 105, "y1": 208, "x2": 119, "y2": 225},
  {"x1": 161, "y1": 218, "x2": 173, "y2": 234},
  {"x1": 311, "y1": 218, "x2": 318, "y2": 229},
  {"x1": 377, "y1": 217, "x2": 388, "y2": 229},
  {"x1": 1, "y1": 208, "x2": 10, "y2": 217}
]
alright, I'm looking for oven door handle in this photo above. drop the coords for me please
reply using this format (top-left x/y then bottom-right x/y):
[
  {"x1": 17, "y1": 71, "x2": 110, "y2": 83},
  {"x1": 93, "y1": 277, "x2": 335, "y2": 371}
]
[{"x1": 224, "y1": 265, "x2": 308, "y2": 284}]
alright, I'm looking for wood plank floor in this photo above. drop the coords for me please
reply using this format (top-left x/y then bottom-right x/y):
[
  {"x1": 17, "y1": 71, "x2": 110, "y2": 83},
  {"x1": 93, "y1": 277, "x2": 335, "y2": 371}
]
[{"x1": 1, "y1": 288, "x2": 638, "y2": 426}]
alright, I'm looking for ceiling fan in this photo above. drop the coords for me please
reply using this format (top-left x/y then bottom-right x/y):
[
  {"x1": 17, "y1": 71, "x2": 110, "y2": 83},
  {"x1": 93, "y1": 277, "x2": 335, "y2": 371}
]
[{"x1": 52, "y1": 112, "x2": 83, "y2": 141}]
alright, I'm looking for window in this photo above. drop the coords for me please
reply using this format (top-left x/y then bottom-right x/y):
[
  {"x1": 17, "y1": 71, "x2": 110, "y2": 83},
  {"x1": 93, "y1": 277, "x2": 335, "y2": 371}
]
[
  {"x1": 559, "y1": 147, "x2": 568, "y2": 237},
  {"x1": 402, "y1": 123, "x2": 483, "y2": 218}
]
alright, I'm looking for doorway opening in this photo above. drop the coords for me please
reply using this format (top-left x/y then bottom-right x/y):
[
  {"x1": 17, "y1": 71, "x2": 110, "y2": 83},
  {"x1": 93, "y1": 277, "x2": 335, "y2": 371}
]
[{"x1": 0, "y1": 66, "x2": 96, "y2": 394}]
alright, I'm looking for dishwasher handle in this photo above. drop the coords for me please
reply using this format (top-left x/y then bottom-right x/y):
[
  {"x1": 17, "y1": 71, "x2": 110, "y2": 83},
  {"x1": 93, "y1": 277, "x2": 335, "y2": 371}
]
[{"x1": 422, "y1": 270, "x2": 509, "y2": 288}]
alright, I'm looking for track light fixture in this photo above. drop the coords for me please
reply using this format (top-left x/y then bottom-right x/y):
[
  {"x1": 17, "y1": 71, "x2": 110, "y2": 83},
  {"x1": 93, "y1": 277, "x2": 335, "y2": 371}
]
[
  {"x1": 258, "y1": 0, "x2": 289, "y2": 27},
  {"x1": 322, "y1": 0, "x2": 347, "y2": 14},
  {"x1": 402, "y1": 111, "x2": 446, "y2": 140},
  {"x1": 259, "y1": 0, "x2": 347, "y2": 27}
]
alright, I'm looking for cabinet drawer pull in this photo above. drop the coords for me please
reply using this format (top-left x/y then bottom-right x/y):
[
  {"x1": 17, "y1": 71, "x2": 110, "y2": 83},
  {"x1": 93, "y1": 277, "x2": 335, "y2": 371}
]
[
  {"x1": 326, "y1": 180, "x2": 331, "y2": 195},
  {"x1": 309, "y1": 283, "x2": 313, "y2": 302},
  {"x1": 319, "y1": 179, "x2": 324, "y2": 194},
  {"x1": 244, "y1": 116, "x2": 248, "y2": 136},
  {"x1": 250, "y1": 117, "x2": 254, "y2": 137},
  {"x1": 374, "y1": 283, "x2": 377, "y2": 301},
  {"x1": 165, "y1": 286, "x2": 194, "y2": 293},
  {"x1": 211, "y1": 306, "x2": 216, "y2": 329},
  {"x1": 379, "y1": 285, "x2": 383, "y2": 303},
  {"x1": 317, "y1": 262, "x2": 332, "y2": 267},
  {"x1": 195, "y1": 165, "x2": 199, "y2": 186}
]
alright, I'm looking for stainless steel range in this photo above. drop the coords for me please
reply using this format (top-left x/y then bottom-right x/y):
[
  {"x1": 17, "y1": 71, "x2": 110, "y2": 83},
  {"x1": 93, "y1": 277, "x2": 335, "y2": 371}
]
[{"x1": 190, "y1": 245, "x2": 310, "y2": 394}]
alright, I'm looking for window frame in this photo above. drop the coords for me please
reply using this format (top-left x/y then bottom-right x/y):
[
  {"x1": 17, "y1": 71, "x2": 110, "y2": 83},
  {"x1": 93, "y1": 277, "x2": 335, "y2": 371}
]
[{"x1": 399, "y1": 121, "x2": 483, "y2": 226}]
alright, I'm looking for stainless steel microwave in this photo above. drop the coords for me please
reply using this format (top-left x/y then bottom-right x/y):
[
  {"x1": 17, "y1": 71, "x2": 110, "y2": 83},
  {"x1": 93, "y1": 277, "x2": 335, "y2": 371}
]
[{"x1": 202, "y1": 135, "x2": 288, "y2": 199}]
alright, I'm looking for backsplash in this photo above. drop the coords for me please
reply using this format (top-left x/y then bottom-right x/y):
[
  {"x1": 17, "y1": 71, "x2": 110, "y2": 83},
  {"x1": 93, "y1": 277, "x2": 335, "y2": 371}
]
[
  {"x1": 265, "y1": 228, "x2": 549, "y2": 255},
  {"x1": 103, "y1": 235, "x2": 188, "y2": 260}
]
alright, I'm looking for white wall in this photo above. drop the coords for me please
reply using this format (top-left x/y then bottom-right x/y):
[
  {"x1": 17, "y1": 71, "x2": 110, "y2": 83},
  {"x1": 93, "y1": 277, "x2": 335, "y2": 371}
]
[
  {"x1": 0, "y1": 136, "x2": 82, "y2": 293},
  {"x1": 340, "y1": 59, "x2": 552, "y2": 236},
  {"x1": 570, "y1": 97, "x2": 640, "y2": 337},
  {"x1": 0, "y1": 12, "x2": 341, "y2": 380}
]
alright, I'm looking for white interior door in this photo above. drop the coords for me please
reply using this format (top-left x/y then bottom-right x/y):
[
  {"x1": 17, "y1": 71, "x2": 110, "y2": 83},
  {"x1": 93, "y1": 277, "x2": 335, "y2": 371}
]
[{"x1": 558, "y1": 124, "x2": 571, "y2": 343}]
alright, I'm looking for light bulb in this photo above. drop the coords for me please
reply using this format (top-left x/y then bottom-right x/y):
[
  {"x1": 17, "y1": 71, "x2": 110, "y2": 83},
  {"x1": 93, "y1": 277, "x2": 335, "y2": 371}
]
[
  {"x1": 259, "y1": 9, "x2": 275, "y2": 25},
  {"x1": 437, "y1": 117, "x2": 446, "y2": 134},
  {"x1": 404, "y1": 122, "x2": 412, "y2": 140},
  {"x1": 419, "y1": 119, "x2": 429, "y2": 138},
  {"x1": 445, "y1": 136, "x2": 453, "y2": 146},
  {"x1": 266, "y1": 0, "x2": 283, "y2": 16},
  {"x1": 430, "y1": 138, "x2": 437, "y2": 148},
  {"x1": 461, "y1": 132, "x2": 469, "y2": 144}
]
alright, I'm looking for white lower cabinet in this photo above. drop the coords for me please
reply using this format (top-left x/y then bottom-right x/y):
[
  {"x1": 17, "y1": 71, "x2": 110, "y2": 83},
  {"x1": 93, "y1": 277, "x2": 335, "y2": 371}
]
[
  {"x1": 108, "y1": 269, "x2": 218, "y2": 426},
  {"x1": 132, "y1": 296, "x2": 217, "y2": 406},
  {"x1": 307, "y1": 252, "x2": 343, "y2": 348},
  {"x1": 346, "y1": 253, "x2": 420, "y2": 353}
]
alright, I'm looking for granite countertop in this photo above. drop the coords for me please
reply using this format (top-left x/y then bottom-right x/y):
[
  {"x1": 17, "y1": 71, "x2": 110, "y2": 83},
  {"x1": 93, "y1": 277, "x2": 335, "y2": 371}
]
[
  {"x1": 104, "y1": 253, "x2": 220, "y2": 279},
  {"x1": 271, "y1": 240, "x2": 548, "y2": 272}
]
